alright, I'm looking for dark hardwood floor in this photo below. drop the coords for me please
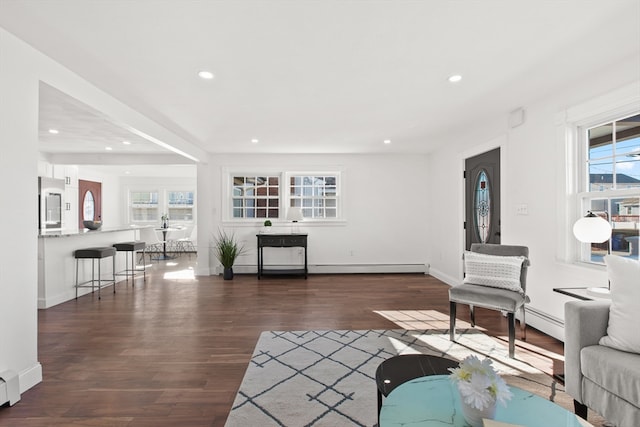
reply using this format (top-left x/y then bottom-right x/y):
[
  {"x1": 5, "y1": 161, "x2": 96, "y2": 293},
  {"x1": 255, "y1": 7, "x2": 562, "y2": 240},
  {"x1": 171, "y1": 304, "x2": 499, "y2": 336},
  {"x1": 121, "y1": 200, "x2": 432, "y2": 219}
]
[{"x1": 0, "y1": 258, "x2": 565, "y2": 426}]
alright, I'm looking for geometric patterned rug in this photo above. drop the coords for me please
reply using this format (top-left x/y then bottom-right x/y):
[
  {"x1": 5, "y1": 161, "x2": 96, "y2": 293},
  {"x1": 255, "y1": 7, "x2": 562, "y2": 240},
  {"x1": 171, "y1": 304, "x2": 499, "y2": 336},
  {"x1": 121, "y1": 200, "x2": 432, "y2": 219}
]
[{"x1": 225, "y1": 329, "x2": 584, "y2": 427}]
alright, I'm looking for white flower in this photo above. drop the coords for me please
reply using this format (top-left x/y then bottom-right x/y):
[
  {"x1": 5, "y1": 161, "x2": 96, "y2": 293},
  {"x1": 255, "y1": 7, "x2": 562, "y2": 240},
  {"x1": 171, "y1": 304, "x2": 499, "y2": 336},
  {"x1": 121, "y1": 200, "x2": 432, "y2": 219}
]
[{"x1": 449, "y1": 355, "x2": 512, "y2": 410}]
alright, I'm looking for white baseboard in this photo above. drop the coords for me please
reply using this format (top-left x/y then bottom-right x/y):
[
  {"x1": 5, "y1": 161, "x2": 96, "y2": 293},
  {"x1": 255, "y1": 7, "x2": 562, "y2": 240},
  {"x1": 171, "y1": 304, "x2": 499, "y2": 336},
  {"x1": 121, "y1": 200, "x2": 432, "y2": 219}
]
[
  {"x1": 19, "y1": 362, "x2": 42, "y2": 395},
  {"x1": 209, "y1": 263, "x2": 427, "y2": 276},
  {"x1": 525, "y1": 306, "x2": 565, "y2": 341},
  {"x1": 428, "y1": 268, "x2": 458, "y2": 287},
  {"x1": 311, "y1": 264, "x2": 426, "y2": 274}
]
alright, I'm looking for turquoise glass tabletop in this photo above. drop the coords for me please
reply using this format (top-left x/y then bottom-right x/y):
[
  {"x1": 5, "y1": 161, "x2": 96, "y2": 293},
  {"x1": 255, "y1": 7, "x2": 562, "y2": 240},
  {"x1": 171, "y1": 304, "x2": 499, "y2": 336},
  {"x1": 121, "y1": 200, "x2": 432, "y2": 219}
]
[{"x1": 379, "y1": 375, "x2": 587, "y2": 427}]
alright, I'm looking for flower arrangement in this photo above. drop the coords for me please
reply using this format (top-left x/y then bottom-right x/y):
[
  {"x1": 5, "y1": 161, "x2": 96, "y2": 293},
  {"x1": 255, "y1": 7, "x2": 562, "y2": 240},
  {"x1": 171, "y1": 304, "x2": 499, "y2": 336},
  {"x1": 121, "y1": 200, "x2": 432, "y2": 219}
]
[
  {"x1": 448, "y1": 355, "x2": 512, "y2": 410},
  {"x1": 161, "y1": 213, "x2": 170, "y2": 222}
]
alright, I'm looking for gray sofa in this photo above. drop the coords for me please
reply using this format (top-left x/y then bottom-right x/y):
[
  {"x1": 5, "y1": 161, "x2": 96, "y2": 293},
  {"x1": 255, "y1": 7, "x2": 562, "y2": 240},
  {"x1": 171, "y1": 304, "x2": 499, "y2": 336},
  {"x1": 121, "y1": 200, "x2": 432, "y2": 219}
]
[{"x1": 565, "y1": 300, "x2": 640, "y2": 427}]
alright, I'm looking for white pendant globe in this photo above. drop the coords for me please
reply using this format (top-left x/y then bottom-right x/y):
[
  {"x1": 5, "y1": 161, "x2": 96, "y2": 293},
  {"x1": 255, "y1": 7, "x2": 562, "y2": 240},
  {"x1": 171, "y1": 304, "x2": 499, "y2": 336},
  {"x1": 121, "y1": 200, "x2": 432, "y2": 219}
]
[{"x1": 573, "y1": 214, "x2": 612, "y2": 243}]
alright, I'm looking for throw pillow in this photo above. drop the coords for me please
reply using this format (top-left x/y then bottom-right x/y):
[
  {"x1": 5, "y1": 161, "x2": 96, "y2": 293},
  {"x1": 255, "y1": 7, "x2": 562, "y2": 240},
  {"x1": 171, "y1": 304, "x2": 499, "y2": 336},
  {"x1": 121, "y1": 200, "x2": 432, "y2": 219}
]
[
  {"x1": 462, "y1": 251, "x2": 525, "y2": 294},
  {"x1": 599, "y1": 255, "x2": 640, "y2": 354}
]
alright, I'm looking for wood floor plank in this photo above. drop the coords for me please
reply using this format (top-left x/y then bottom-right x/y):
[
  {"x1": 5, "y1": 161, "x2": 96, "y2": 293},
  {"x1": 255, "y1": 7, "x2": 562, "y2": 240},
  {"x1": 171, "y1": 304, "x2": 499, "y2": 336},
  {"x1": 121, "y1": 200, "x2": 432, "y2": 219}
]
[{"x1": 0, "y1": 259, "x2": 565, "y2": 426}]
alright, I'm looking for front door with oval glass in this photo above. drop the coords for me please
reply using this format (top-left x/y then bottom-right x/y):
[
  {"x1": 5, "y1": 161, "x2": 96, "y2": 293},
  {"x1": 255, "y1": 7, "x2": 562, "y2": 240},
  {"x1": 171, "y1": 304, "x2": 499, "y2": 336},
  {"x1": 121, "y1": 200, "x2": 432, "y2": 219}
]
[
  {"x1": 465, "y1": 148, "x2": 501, "y2": 250},
  {"x1": 78, "y1": 179, "x2": 102, "y2": 229}
]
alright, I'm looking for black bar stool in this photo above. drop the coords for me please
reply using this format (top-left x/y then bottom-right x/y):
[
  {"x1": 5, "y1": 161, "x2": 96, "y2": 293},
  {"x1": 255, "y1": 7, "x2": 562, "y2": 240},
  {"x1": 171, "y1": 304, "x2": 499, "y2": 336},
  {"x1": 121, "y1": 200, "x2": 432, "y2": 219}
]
[
  {"x1": 113, "y1": 241, "x2": 146, "y2": 283},
  {"x1": 74, "y1": 247, "x2": 116, "y2": 300}
]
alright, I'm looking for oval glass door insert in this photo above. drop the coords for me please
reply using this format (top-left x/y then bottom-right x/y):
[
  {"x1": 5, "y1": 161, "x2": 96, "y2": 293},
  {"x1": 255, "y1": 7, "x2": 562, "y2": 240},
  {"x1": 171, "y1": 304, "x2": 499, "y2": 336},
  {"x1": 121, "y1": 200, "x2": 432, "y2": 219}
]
[
  {"x1": 473, "y1": 169, "x2": 491, "y2": 243},
  {"x1": 83, "y1": 190, "x2": 95, "y2": 221}
]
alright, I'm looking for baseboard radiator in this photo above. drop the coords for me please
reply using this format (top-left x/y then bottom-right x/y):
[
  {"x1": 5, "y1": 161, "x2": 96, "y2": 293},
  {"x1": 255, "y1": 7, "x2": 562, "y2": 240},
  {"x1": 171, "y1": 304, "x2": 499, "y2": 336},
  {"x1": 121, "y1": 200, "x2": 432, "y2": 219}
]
[{"x1": 0, "y1": 370, "x2": 20, "y2": 406}]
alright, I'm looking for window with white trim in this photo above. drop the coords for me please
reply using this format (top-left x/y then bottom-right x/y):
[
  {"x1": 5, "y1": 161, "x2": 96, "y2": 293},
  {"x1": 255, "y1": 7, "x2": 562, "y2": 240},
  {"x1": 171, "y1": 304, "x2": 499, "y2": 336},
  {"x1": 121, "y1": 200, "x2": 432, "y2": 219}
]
[
  {"x1": 129, "y1": 189, "x2": 196, "y2": 224},
  {"x1": 167, "y1": 190, "x2": 194, "y2": 221},
  {"x1": 289, "y1": 175, "x2": 339, "y2": 219},
  {"x1": 226, "y1": 171, "x2": 342, "y2": 221},
  {"x1": 232, "y1": 176, "x2": 280, "y2": 219},
  {"x1": 130, "y1": 191, "x2": 159, "y2": 222},
  {"x1": 578, "y1": 113, "x2": 640, "y2": 263}
]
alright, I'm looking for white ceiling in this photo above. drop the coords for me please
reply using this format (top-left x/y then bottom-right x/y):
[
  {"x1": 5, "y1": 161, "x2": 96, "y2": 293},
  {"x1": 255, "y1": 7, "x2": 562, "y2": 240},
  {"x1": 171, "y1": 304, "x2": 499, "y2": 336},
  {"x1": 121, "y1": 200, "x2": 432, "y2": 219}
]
[
  {"x1": 38, "y1": 82, "x2": 167, "y2": 155},
  {"x1": 1, "y1": 0, "x2": 639, "y2": 157}
]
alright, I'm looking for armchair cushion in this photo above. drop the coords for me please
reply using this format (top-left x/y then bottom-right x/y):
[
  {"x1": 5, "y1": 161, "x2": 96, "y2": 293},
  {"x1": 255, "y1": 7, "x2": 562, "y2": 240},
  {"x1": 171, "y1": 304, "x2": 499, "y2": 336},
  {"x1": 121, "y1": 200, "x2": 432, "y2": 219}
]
[
  {"x1": 462, "y1": 251, "x2": 526, "y2": 294},
  {"x1": 449, "y1": 283, "x2": 528, "y2": 312},
  {"x1": 599, "y1": 255, "x2": 640, "y2": 353}
]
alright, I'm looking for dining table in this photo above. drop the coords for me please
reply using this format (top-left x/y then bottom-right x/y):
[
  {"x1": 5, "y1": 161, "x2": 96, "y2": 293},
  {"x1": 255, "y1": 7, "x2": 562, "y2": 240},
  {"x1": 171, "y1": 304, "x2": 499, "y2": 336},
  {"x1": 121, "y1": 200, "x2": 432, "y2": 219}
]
[{"x1": 153, "y1": 226, "x2": 181, "y2": 260}]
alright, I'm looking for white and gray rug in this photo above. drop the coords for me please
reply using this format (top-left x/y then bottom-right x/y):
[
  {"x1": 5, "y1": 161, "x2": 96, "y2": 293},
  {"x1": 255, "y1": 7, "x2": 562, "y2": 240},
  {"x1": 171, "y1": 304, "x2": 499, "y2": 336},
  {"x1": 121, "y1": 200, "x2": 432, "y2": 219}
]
[{"x1": 225, "y1": 329, "x2": 580, "y2": 427}]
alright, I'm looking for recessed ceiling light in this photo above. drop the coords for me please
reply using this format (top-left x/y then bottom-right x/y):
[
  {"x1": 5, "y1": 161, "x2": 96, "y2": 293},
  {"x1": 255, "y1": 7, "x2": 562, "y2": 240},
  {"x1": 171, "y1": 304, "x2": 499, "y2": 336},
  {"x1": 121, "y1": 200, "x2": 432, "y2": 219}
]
[
  {"x1": 48, "y1": 129, "x2": 59, "y2": 134},
  {"x1": 251, "y1": 138, "x2": 259, "y2": 144},
  {"x1": 105, "y1": 146, "x2": 113, "y2": 151},
  {"x1": 198, "y1": 70, "x2": 214, "y2": 80},
  {"x1": 383, "y1": 139, "x2": 391, "y2": 144},
  {"x1": 448, "y1": 75, "x2": 462, "y2": 83},
  {"x1": 125, "y1": 170, "x2": 131, "y2": 174},
  {"x1": 122, "y1": 140, "x2": 131, "y2": 145}
]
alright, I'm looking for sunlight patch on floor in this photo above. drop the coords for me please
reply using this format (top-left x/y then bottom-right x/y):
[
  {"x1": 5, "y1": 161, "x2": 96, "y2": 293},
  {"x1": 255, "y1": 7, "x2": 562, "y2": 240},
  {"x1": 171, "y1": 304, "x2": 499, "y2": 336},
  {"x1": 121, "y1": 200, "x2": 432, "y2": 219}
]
[
  {"x1": 163, "y1": 267, "x2": 195, "y2": 280},
  {"x1": 387, "y1": 336, "x2": 423, "y2": 355},
  {"x1": 374, "y1": 309, "x2": 478, "y2": 331},
  {"x1": 374, "y1": 309, "x2": 563, "y2": 377}
]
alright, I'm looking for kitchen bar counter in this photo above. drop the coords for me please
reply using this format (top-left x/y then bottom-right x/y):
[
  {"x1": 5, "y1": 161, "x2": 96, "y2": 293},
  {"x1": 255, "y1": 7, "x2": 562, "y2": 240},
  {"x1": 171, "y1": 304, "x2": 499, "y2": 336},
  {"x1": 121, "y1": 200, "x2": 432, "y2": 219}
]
[
  {"x1": 39, "y1": 224, "x2": 151, "y2": 238},
  {"x1": 38, "y1": 225, "x2": 151, "y2": 308}
]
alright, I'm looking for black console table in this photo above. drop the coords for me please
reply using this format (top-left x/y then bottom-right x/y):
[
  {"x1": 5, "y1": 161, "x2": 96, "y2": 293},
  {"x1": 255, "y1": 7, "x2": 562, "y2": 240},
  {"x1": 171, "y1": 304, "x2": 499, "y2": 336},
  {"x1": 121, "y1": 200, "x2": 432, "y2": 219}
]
[{"x1": 257, "y1": 233, "x2": 308, "y2": 279}]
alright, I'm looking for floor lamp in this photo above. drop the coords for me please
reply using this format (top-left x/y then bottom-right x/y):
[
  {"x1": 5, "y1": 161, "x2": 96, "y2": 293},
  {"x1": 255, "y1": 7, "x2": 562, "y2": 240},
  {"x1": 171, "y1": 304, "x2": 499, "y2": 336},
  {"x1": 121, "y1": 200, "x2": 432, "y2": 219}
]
[{"x1": 573, "y1": 210, "x2": 613, "y2": 295}]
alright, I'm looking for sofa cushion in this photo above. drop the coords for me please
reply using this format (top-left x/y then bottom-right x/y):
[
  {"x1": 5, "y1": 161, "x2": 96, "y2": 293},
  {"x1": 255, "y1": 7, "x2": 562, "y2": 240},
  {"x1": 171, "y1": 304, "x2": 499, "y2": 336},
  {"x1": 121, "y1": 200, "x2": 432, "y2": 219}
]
[
  {"x1": 581, "y1": 344, "x2": 640, "y2": 408},
  {"x1": 462, "y1": 251, "x2": 525, "y2": 294},
  {"x1": 599, "y1": 255, "x2": 640, "y2": 353}
]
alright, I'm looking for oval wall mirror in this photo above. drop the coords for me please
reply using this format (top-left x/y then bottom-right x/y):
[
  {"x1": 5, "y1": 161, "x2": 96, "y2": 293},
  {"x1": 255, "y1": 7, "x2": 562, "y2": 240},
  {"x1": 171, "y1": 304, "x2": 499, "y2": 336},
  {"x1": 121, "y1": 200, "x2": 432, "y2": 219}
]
[{"x1": 83, "y1": 191, "x2": 95, "y2": 221}]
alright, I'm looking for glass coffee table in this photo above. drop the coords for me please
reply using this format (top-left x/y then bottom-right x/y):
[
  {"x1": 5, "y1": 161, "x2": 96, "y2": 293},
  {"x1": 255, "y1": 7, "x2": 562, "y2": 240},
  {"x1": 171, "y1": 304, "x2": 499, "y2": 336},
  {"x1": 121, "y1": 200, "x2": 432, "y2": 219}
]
[{"x1": 379, "y1": 375, "x2": 592, "y2": 427}]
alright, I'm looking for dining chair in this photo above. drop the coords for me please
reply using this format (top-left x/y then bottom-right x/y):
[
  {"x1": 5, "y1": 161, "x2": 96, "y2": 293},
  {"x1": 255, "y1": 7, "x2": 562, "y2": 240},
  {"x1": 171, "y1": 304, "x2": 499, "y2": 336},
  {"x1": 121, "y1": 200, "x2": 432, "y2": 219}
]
[{"x1": 449, "y1": 243, "x2": 530, "y2": 358}]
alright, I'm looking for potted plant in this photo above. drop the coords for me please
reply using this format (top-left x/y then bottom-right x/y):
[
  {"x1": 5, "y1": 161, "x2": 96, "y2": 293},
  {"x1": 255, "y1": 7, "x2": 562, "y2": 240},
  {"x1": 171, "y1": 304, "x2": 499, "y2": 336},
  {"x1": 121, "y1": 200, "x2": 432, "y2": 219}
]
[
  {"x1": 213, "y1": 229, "x2": 246, "y2": 280},
  {"x1": 263, "y1": 219, "x2": 272, "y2": 232}
]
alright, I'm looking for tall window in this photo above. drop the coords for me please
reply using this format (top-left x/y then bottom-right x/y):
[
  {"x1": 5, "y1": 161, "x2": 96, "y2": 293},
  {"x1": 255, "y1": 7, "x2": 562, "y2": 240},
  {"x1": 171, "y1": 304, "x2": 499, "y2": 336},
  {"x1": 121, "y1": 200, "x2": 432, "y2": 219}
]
[
  {"x1": 289, "y1": 175, "x2": 339, "y2": 219},
  {"x1": 579, "y1": 113, "x2": 640, "y2": 262},
  {"x1": 232, "y1": 176, "x2": 280, "y2": 218},
  {"x1": 167, "y1": 191, "x2": 194, "y2": 221},
  {"x1": 130, "y1": 191, "x2": 159, "y2": 221}
]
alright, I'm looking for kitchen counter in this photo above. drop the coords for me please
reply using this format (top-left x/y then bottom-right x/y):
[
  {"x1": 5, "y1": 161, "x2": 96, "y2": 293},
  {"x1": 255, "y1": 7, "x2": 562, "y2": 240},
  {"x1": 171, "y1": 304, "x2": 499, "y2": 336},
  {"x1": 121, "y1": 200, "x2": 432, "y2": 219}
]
[
  {"x1": 39, "y1": 224, "x2": 152, "y2": 238},
  {"x1": 38, "y1": 225, "x2": 152, "y2": 308}
]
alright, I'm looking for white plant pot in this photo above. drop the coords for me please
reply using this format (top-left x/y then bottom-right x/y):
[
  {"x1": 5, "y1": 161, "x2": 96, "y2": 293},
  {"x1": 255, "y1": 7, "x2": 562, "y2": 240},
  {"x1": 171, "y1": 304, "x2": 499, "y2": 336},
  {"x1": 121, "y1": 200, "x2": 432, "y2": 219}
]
[{"x1": 460, "y1": 398, "x2": 496, "y2": 427}]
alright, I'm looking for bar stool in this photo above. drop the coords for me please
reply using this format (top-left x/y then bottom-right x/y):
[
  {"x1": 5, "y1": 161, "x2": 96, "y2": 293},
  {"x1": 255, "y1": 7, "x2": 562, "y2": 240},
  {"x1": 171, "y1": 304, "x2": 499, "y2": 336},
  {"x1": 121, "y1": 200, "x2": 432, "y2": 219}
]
[
  {"x1": 113, "y1": 241, "x2": 146, "y2": 283},
  {"x1": 74, "y1": 247, "x2": 116, "y2": 300}
]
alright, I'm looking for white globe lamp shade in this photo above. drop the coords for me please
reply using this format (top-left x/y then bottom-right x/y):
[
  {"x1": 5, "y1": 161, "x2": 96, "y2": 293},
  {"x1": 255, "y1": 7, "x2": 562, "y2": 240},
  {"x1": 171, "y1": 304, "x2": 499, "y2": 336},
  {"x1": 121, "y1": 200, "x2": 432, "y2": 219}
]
[
  {"x1": 573, "y1": 212, "x2": 612, "y2": 243},
  {"x1": 286, "y1": 207, "x2": 304, "y2": 222}
]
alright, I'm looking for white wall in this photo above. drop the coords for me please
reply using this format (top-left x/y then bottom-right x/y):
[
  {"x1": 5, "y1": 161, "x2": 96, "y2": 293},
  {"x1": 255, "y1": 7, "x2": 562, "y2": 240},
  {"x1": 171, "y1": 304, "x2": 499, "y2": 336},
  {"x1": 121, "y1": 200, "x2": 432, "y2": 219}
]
[
  {"x1": 0, "y1": 27, "x2": 43, "y2": 396},
  {"x1": 0, "y1": 26, "x2": 202, "y2": 395},
  {"x1": 427, "y1": 55, "x2": 640, "y2": 340},
  {"x1": 197, "y1": 153, "x2": 430, "y2": 276}
]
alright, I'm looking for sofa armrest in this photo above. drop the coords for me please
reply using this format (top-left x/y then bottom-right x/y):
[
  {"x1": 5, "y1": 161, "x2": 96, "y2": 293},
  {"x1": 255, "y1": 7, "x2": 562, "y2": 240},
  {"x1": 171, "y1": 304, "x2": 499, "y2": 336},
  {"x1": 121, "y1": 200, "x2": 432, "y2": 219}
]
[{"x1": 564, "y1": 300, "x2": 610, "y2": 404}]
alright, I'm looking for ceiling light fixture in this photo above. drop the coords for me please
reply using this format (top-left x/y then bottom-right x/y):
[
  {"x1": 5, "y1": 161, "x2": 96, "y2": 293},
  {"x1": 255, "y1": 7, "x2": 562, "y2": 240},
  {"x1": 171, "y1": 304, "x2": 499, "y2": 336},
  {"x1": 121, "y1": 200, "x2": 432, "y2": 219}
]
[
  {"x1": 105, "y1": 146, "x2": 113, "y2": 151},
  {"x1": 48, "y1": 129, "x2": 59, "y2": 134},
  {"x1": 448, "y1": 75, "x2": 462, "y2": 83},
  {"x1": 198, "y1": 70, "x2": 214, "y2": 80},
  {"x1": 251, "y1": 138, "x2": 259, "y2": 144},
  {"x1": 122, "y1": 140, "x2": 131, "y2": 145},
  {"x1": 384, "y1": 139, "x2": 391, "y2": 144}
]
